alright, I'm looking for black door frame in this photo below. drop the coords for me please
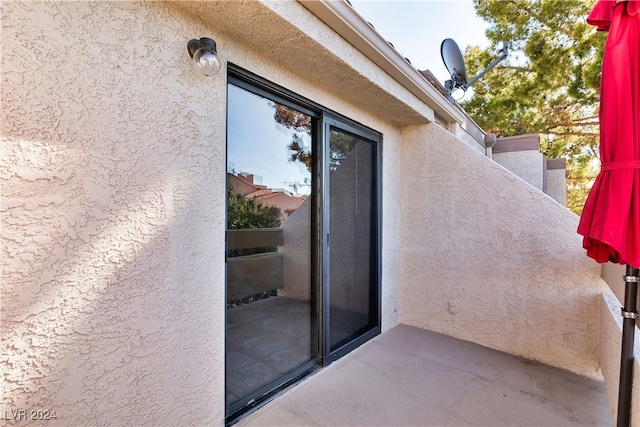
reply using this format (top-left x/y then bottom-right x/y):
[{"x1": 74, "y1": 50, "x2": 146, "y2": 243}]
[
  {"x1": 321, "y1": 114, "x2": 382, "y2": 366},
  {"x1": 225, "y1": 64, "x2": 382, "y2": 421}
]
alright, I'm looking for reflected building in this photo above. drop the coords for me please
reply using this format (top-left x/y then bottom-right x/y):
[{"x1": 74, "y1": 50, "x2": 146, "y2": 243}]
[{"x1": 228, "y1": 172, "x2": 307, "y2": 222}]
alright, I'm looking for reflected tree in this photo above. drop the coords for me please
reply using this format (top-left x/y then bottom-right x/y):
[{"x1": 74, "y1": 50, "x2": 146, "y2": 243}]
[
  {"x1": 274, "y1": 103, "x2": 311, "y2": 131},
  {"x1": 272, "y1": 103, "x2": 356, "y2": 172},
  {"x1": 288, "y1": 133, "x2": 312, "y2": 170},
  {"x1": 227, "y1": 188, "x2": 281, "y2": 256},
  {"x1": 328, "y1": 130, "x2": 356, "y2": 172},
  {"x1": 227, "y1": 189, "x2": 281, "y2": 230}
]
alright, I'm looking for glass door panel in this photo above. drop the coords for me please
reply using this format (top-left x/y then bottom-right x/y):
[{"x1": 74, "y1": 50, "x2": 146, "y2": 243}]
[
  {"x1": 226, "y1": 83, "x2": 317, "y2": 417},
  {"x1": 327, "y1": 126, "x2": 378, "y2": 352},
  {"x1": 225, "y1": 68, "x2": 382, "y2": 422}
]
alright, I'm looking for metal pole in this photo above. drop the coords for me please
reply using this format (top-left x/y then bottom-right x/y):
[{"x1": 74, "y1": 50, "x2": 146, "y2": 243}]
[
  {"x1": 617, "y1": 265, "x2": 639, "y2": 427},
  {"x1": 464, "y1": 45, "x2": 509, "y2": 90}
]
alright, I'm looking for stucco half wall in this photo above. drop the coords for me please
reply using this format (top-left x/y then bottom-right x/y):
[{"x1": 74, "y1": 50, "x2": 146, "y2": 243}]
[
  {"x1": 599, "y1": 292, "x2": 640, "y2": 422},
  {"x1": 399, "y1": 123, "x2": 609, "y2": 378}
]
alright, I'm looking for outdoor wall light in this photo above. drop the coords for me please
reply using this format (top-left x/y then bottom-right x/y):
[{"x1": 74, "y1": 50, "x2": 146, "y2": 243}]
[{"x1": 187, "y1": 37, "x2": 221, "y2": 76}]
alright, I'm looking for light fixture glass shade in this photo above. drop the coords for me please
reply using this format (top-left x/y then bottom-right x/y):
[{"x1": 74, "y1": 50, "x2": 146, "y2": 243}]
[
  {"x1": 187, "y1": 38, "x2": 221, "y2": 77},
  {"x1": 193, "y1": 47, "x2": 221, "y2": 76}
]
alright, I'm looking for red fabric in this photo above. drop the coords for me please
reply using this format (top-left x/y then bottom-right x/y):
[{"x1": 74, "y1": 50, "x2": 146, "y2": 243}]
[
  {"x1": 578, "y1": 0, "x2": 640, "y2": 267},
  {"x1": 587, "y1": 0, "x2": 640, "y2": 30}
]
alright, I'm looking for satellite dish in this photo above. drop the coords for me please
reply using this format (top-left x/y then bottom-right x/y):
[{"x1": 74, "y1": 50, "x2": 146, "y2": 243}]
[
  {"x1": 440, "y1": 38, "x2": 509, "y2": 100},
  {"x1": 441, "y1": 38, "x2": 468, "y2": 89}
]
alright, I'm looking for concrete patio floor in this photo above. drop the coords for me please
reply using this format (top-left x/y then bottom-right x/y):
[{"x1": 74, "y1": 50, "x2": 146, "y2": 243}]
[{"x1": 235, "y1": 324, "x2": 613, "y2": 426}]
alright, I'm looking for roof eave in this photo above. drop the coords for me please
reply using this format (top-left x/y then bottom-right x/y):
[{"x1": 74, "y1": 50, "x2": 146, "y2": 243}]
[{"x1": 299, "y1": 0, "x2": 467, "y2": 126}]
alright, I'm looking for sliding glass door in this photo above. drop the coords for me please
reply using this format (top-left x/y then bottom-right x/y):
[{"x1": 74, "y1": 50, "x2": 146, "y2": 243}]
[
  {"x1": 225, "y1": 81, "x2": 318, "y2": 419},
  {"x1": 225, "y1": 67, "x2": 381, "y2": 421},
  {"x1": 324, "y1": 121, "x2": 381, "y2": 360}
]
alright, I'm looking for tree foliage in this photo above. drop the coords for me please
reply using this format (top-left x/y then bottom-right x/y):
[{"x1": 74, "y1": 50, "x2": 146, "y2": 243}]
[
  {"x1": 274, "y1": 103, "x2": 311, "y2": 133},
  {"x1": 463, "y1": 0, "x2": 605, "y2": 214},
  {"x1": 227, "y1": 190, "x2": 281, "y2": 230},
  {"x1": 272, "y1": 103, "x2": 357, "y2": 173},
  {"x1": 227, "y1": 189, "x2": 282, "y2": 257}
]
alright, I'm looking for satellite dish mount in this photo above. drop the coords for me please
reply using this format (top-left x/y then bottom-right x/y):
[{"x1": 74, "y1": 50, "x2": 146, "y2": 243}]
[{"x1": 441, "y1": 38, "x2": 508, "y2": 99}]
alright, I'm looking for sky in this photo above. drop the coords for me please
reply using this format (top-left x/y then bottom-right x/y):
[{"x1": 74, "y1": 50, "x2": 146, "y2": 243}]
[
  {"x1": 227, "y1": 84, "x2": 312, "y2": 195},
  {"x1": 349, "y1": 0, "x2": 491, "y2": 100}
]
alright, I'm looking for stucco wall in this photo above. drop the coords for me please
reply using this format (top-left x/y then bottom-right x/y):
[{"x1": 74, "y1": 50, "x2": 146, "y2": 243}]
[
  {"x1": 280, "y1": 199, "x2": 312, "y2": 302},
  {"x1": 398, "y1": 123, "x2": 609, "y2": 377},
  {"x1": 2, "y1": 0, "x2": 619, "y2": 422},
  {"x1": 599, "y1": 292, "x2": 640, "y2": 422},
  {"x1": 457, "y1": 126, "x2": 487, "y2": 155},
  {"x1": 2, "y1": 2, "x2": 227, "y2": 424},
  {"x1": 2, "y1": 1, "x2": 405, "y2": 424},
  {"x1": 545, "y1": 168, "x2": 568, "y2": 207},
  {"x1": 493, "y1": 150, "x2": 545, "y2": 192},
  {"x1": 601, "y1": 262, "x2": 640, "y2": 309}
]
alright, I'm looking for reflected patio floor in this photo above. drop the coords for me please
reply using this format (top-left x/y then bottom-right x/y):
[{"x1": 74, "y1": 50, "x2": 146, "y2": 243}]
[
  {"x1": 226, "y1": 297, "x2": 312, "y2": 404},
  {"x1": 235, "y1": 323, "x2": 613, "y2": 426}
]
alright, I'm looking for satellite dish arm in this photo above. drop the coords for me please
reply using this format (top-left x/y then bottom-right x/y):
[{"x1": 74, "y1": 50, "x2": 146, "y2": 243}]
[{"x1": 464, "y1": 44, "x2": 508, "y2": 90}]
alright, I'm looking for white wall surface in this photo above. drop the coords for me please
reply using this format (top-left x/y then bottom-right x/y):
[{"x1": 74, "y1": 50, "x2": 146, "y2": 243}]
[
  {"x1": 2, "y1": 1, "x2": 406, "y2": 424},
  {"x1": 3, "y1": 0, "x2": 610, "y2": 423},
  {"x1": 399, "y1": 123, "x2": 609, "y2": 378},
  {"x1": 493, "y1": 150, "x2": 545, "y2": 191},
  {"x1": 457, "y1": 126, "x2": 487, "y2": 155},
  {"x1": 599, "y1": 292, "x2": 640, "y2": 422},
  {"x1": 602, "y1": 262, "x2": 629, "y2": 305},
  {"x1": 2, "y1": 2, "x2": 228, "y2": 424},
  {"x1": 545, "y1": 168, "x2": 568, "y2": 207}
]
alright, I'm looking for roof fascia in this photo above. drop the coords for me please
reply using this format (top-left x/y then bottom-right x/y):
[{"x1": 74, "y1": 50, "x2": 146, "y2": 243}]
[{"x1": 299, "y1": 0, "x2": 467, "y2": 126}]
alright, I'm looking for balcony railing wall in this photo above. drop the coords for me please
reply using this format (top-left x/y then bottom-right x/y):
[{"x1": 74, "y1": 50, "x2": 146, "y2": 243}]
[
  {"x1": 599, "y1": 263, "x2": 640, "y2": 422},
  {"x1": 399, "y1": 122, "x2": 609, "y2": 378}
]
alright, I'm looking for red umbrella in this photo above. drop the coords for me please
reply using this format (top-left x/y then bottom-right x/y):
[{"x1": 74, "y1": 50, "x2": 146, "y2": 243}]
[
  {"x1": 578, "y1": 1, "x2": 640, "y2": 426},
  {"x1": 578, "y1": 0, "x2": 640, "y2": 267}
]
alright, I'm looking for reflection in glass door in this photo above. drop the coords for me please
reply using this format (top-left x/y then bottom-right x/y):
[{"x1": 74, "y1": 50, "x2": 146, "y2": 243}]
[
  {"x1": 226, "y1": 67, "x2": 381, "y2": 421},
  {"x1": 225, "y1": 82, "x2": 318, "y2": 419},
  {"x1": 326, "y1": 124, "x2": 380, "y2": 356}
]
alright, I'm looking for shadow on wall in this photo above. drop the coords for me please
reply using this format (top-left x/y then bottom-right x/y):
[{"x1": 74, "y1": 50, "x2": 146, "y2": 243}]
[
  {"x1": 2, "y1": 137, "x2": 219, "y2": 422},
  {"x1": 2, "y1": 1, "x2": 227, "y2": 422}
]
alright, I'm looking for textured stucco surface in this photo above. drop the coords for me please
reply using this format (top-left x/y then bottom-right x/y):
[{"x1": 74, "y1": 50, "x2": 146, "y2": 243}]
[
  {"x1": 599, "y1": 292, "x2": 640, "y2": 423},
  {"x1": 493, "y1": 150, "x2": 545, "y2": 191},
  {"x1": 399, "y1": 123, "x2": 609, "y2": 377},
  {"x1": 171, "y1": 0, "x2": 431, "y2": 128},
  {"x1": 2, "y1": 1, "x2": 405, "y2": 424},
  {"x1": 601, "y1": 262, "x2": 637, "y2": 307},
  {"x1": 457, "y1": 126, "x2": 487, "y2": 155},
  {"x1": 2, "y1": 2, "x2": 226, "y2": 424},
  {"x1": 4, "y1": 0, "x2": 604, "y2": 422},
  {"x1": 545, "y1": 168, "x2": 568, "y2": 206}
]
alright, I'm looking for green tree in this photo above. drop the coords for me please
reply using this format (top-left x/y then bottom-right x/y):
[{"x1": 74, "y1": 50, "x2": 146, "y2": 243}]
[
  {"x1": 272, "y1": 103, "x2": 356, "y2": 173},
  {"x1": 463, "y1": 0, "x2": 604, "y2": 214},
  {"x1": 227, "y1": 189, "x2": 282, "y2": 257},
  {"x1": 227, "y1": 190, "x2": 281, "y2": 230}
]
